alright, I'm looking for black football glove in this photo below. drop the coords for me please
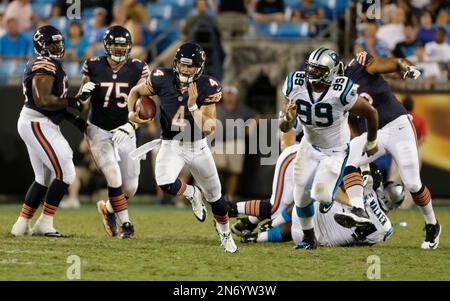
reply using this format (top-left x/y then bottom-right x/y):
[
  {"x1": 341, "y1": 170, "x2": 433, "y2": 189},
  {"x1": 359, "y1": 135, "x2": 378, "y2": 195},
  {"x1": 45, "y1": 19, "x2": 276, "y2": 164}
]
[
  {"x1": 64, "y1": 111, "x2": 87, "y2": 132},
  {"x1": 67, "y1": 97, "x2": 82, "y2": 111}
]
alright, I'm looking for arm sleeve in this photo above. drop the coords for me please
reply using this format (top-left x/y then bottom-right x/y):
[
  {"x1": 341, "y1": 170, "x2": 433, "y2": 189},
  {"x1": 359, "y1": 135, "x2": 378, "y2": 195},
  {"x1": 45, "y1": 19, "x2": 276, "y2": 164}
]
[
  {"x1": 282, "y1": 72, "x2": 295, "y2": 98},
  {"x1": 31, "y1": 58, "x2": 57, "y2": 77},
  {"x1": 81, "y1": 59, "x2": 90, "y2": 77},
  {"x1": 199, "y1": 77, "x2": 223, "y2": 106},
  {"x1": 355, "y1": 51, "x2": 374, "y2": 69}
]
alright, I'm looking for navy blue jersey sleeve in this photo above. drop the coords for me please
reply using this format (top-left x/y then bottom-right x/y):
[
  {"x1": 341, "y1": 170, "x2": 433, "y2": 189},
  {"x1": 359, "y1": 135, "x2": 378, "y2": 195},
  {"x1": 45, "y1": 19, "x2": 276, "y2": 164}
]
[
  {"x1": 147, "y1": 67, "x2": 169, "y2": 95},
  {"x1": 81, "y1": 57, "x2": 102, "y2": 78},
  {"x1": 355, "y1": 51, "x2": 374, "y2": 69},
  {"x1": 198, "y1": 76, "x2": 222, "y2": 106},
  {"x1": 131, "y1": 59, "x2": 150, "y2": 80},
  {"x1": 30, "y1": 57, "x2": 58, "y2": 77}
]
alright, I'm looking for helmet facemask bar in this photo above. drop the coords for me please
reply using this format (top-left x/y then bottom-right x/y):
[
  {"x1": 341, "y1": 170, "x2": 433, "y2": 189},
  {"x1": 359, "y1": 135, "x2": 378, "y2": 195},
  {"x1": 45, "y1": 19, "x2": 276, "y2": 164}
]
[
  {"x1": 35, "y1": 34, "x2": 65, "y2": 60},
  {"x1": 173, "y1": 57, "x2": 204, "y2": 84},
  {"x1": 105, "y1": 37, "x2": 131, "y2": 63},
  {"x1": 305, "y1": 62, "x2": 331, "y2": 85}
]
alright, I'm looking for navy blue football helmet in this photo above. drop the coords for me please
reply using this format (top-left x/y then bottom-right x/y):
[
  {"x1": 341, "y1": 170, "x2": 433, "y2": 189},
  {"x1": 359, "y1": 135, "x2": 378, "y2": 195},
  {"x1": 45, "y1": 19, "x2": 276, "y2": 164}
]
[
  {"x1": 173, "y1": 42, "x2": 206, "y2": 84},
  {"x1": 103, "y1": 25, "x2": 132, "y2": 63},
  {"x1": 33, "y1": 25, "x2": 65, "y2": 59}
]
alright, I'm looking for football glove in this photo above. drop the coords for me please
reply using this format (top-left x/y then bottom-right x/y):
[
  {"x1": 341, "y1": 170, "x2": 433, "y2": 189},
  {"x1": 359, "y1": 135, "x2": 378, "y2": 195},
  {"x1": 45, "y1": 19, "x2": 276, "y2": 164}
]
[
  {"x1": 403, "y1": 65, "x2": 421, "y2": 80},
  {"x1": 110, "y1": 121, "x2": 135, "y2": 145},
  {"x1": 79, "y1": 82, "x2": 96, "y2": 103},
  {"x1": 64, "y1": 111, "x2": 87, "y2": 132}
]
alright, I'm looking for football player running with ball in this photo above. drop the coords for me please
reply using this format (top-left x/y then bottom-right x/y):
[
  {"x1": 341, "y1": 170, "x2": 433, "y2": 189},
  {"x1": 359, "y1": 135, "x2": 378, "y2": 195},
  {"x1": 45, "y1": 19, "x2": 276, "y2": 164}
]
[
  {"x1": 279, "y1": 48, "x2": 379, "y2": 250},
  {"x1": 11, "y1": 25, "x2": 87, "y2": 236},
  {"x1": 79, "y1": 26, "x2": 150, "y2": 239},
  {"x1": 127, "y1": 43, "x2": 237, "y2": 253},
  {"x1": 333, "y1": 51, "x2": 441, "y2": 249}
]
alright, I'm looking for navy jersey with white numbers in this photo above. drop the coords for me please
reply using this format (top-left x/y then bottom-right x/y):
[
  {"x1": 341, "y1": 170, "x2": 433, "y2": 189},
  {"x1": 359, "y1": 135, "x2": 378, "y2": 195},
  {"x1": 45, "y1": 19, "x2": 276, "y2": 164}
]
[
  {"x1": 23, "y1": 56, "x2": 68, "y2": 124},
  {"x1": 82, "y1": 56, "x2": 149, "y2": 130},
  {"x1": 147, "y1": 68, "x2": 222, "y2": 141},
  {"x1": 345, "y1": 51, "x2": 407, "y2": 132}
]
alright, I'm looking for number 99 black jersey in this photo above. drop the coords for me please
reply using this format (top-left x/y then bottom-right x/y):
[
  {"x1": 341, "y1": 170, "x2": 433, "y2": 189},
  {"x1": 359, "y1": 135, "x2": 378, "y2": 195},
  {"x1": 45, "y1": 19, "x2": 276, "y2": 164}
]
[
  {"x1": 23, "y1": 56, "x2": 68, "y2": 124},
  {"x1": 82, "y1": 56, "x2": 149, "y2": 130}
]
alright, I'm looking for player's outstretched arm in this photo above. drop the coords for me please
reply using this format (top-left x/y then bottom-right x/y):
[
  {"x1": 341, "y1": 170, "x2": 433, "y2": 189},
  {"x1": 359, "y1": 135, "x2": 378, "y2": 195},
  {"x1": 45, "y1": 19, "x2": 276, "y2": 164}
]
[
  {"x1": 76, "y1": 75, "x2": 96, "y2": 111},
  {"x1": 32, "y1": 75, "x2": 80, "y2": 111},
  {"x1": 349, "y1": 96, "x2": 379, "y2": 156},
  {"x1": 365, "y1": 56, "x2": 421, "y2": 79}
]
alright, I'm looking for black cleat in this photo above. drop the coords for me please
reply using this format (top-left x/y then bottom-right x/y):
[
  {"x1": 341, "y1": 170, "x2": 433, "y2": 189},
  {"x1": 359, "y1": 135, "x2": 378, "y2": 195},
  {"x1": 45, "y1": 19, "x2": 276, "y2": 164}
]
[
  {"x1": 240, "y1": 230, "x2": 258, "y2": 243},
  {"x1": 259, "y1": 219, "x2": 272, "y2": 232},
  {"x1": 334, "y1": 206, "x2": 374, "y2": 228},
  {"x1": 120, "y1": 222, "x2": 134, "y2": 239},
  {"x1": 421, "y1": 222, "x2": 441, "y2": 250},
  {"x1": 231, "y1": 217, "x2": 258, "y2": 236},
  {"x1": 294, "y1": 229, "x2": 317, "y2": 250},
  {"x1": 97, "y1": 200, "x2": 118, "y2": 237},
  {"x1": 226, "y1": 199, "x2": 238, "y2": 218}
]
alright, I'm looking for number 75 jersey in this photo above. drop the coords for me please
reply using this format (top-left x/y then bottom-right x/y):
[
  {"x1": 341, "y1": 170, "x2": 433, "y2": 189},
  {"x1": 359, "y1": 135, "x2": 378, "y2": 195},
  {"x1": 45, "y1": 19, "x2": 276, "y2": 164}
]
[{"x1": 282, "y1": 71, "x2": 358, "y2": 149}]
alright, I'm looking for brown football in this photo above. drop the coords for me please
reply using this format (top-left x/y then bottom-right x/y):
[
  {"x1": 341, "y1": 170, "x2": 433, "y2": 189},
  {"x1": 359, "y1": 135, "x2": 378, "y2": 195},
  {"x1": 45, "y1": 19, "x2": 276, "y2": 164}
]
[{"x1": 135, "y1": 95, "x2": 156, "y2": 120}]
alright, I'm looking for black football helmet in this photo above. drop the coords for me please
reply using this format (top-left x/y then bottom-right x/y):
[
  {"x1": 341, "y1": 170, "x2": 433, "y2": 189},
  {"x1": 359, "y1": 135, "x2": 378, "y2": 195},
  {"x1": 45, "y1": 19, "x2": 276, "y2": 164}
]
[
  {"x1": 173, "y1": 42, "x2": 206, "y2": 84},
  {"x1": 103, "y1": 25, "x2": 132, "y2": 63},
  {"x1": 33, "y1": 25, "x2": 65, "y2": 60}
]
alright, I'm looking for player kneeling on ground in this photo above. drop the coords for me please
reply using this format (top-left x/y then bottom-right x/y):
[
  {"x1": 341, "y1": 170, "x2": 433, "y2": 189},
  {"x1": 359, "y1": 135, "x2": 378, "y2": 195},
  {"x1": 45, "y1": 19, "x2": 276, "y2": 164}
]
[
  {"x1": 127, "y1": 43, "x2": 237, "y2": 253},
  {"x1": 240, "y1": 165, "x2": 403, "y2": 247}
]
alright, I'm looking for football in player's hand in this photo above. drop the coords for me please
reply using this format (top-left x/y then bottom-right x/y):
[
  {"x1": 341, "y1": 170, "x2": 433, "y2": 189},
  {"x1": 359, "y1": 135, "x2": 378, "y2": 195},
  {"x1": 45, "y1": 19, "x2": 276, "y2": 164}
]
[{"x1": 135, "y1": 96, "x2": 156, "y2": 120}]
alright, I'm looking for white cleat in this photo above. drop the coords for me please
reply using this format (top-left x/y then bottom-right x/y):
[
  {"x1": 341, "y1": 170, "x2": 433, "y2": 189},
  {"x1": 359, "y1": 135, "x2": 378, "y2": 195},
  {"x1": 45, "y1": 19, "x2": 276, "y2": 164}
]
[
  {"x1": 215, "y1": 221, "x2": 238, "y2": 253},
  {"x1": 186, "y1": 186, "x2": 207, "y2": 222},
  {"x1": 32, "y1": 216, "x2": 62, "y2": 237},
  {"x1": 11, "y1": 217, "x2": 32, "y2": 236}
]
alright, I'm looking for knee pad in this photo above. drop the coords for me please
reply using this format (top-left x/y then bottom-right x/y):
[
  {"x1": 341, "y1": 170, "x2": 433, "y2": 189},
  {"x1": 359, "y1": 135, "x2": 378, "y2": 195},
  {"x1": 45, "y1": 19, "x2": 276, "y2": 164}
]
[
  {"x1": 62, "y1": 163, "x2": 76, "y2": 185},
  {"x1": 123, "y1": 180, "x2": 139, "y2": 198},
  {"x1": 159, "y1": 179, "x2": 182, "y2": 196},
  {"x1": 102, "y1": 163, "x2": 122, "y2": 188},
  {"x1": 203, "y1": 188, "x2": 221, "y2": 203}
]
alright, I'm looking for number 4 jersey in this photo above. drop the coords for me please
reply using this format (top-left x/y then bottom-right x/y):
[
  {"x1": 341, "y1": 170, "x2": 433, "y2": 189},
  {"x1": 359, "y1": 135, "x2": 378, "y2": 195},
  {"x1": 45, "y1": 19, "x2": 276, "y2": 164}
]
[
  {"x1": 282, "y1": 71, "x2": 358, "y2": 149},
  {"x1": 82, "y1": 56, "x2": 149, "y2": 130}
]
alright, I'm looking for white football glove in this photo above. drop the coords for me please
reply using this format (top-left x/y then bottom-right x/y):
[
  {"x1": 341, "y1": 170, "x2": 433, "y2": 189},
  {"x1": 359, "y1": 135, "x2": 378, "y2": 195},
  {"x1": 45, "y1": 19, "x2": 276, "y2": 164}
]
[
  {"x1": 79, "y1": 82, "x2": 96, "y2": 103},
  {"x1": 362, "y1": 172, "x2": 374, "y2": 199},
  {"x1": 110, "y1": 122, "x2": 135, "y2": 145},
  {"x1": 403, "y1": 65, "x2": 421, "y2": 80}
]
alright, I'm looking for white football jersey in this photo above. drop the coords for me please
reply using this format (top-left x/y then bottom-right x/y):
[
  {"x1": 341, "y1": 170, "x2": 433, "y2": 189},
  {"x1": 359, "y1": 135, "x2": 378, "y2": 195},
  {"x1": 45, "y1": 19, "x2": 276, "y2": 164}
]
[{"x1": 282, "y1": 71, "x2": 358, "y2": 149}]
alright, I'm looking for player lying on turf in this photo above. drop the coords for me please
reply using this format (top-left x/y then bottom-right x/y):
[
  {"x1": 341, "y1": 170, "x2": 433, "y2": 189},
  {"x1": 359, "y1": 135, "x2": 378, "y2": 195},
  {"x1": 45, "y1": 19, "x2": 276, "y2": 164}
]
[
  {"x1": 126, "y1": 43, "x2": 237, "y2": 253},
  {"x1": 333, "y1": 51, "x2": 441, "y2": 250},
  {"x1": 240, "y1": 166, "x2": 404, "y2": 247},
  {"x1": 12, "y1": 25, "x2": 89, "y2": 236},
  {"x1": 77, "y1": 26, "x2": 149, "y2": 239},
  {"x1": 227, "y1": 118, "x2": 303, "y2": 235},
  {"x1": 278, "y1": 48, "x2": 379, "y2": 249}
]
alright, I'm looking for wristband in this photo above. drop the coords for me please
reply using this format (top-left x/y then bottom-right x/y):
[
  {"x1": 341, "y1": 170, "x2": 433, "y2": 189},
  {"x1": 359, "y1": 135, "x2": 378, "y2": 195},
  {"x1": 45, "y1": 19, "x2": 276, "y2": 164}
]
[
  {"x1": 188, "y1": 104, "x2": 199, "y2": 112},
  {"x1": 365, "y1": 140, "x2": 377, "y2": 150}
]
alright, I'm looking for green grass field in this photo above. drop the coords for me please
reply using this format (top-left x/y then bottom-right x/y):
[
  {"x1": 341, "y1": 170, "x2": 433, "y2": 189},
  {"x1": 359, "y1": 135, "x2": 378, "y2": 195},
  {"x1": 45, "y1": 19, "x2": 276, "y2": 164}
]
[{"x1": 0, "y1": 204, "x2": 448, "y2": 281}]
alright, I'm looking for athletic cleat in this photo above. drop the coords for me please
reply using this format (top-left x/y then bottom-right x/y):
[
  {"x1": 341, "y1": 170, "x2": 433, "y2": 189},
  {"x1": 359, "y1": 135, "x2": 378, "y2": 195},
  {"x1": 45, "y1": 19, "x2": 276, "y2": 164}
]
[
  {"x1": 421, "y1": 222, "x2": 441, "y2": 250},
  {"x1": 32, "y1": 216, "x2": 62, "y2": 237},
  {"x1": 214, "y1": 221, "x2": 238, "y2": 253},
  {"x1": 294, "y1": 238, "x2": 317, "y2": 250},
  {"x1": 120, "y1": 222, "x2": 134, "y2": 239},
  {"x1": 334, "y1": 207, "x2": 374, "y2": 228},
  {"x1": 96, "y1": 200, "x2": 118, "y2": 237},
  {"x1": 240, "y1": 230, "x2": 258, "y2": 243},
  {"x1": 295, "y1": 228, "x2": 317, "y2": 250},
  {"x1": 231, "y1": 217, "x2": 258, "y2": 236},
  {"x1": 226, "y1": 199, "x2": 238, "y2": 218},
  {"x1": 259, "y1": 219, "x2": 272, "y2": 232},
  {"x1": 186, "y1": 186, "x2": 207, "y2": 222},
  {"x1": 11, "y1": 217, "x2": 32, "y2": 236}
]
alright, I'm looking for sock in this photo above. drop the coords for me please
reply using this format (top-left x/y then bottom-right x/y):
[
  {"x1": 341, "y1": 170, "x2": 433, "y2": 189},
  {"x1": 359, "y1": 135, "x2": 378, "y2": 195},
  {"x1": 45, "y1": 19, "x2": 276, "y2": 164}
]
[
  {"x1": 108, "y1": 186, "x2": 130, "y2": 224},
  {"x1": 237, "y1": 202, "x2": 245, "y2": 214},
  {"x1": 343, "y1": 166, "x2": 364, "y2": 209},
  {"x1": 211, "y1": 197, "x2": 230, "y2": 233},
  {"x1": 248, "y1": 216, "x2": 259, "y2": 224},
  {"x1": 272, "y1": 207, "x2": 292, "y2": 227},
  {"x1": 411, "y1": 185, "x2": 437, "y2": 225},
  {"x1": 183, "y1": 184, "x2": 195, "y2": 199},
  {"x1": 257, "y1": 231, "x2": 269, "y2": 242},
  {"x1": 105, "y1": 200, "x2": 114, "y2": 214},
  {"x1": 43, "y1": 179, "x2": 69, "y2": 216},
  {"x1": 296, "y1": 203, "x2": 315, "y2": 230},
  {"x1": 20, "y1": 181, "x2": 48, "y2": 219}
]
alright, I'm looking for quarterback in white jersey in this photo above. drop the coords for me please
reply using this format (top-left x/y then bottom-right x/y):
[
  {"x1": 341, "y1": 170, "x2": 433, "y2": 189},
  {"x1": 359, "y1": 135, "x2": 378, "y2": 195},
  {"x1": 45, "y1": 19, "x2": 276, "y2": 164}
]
[{"x1": 279, "y1": 48, "x2": 379, "y2": 249}]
